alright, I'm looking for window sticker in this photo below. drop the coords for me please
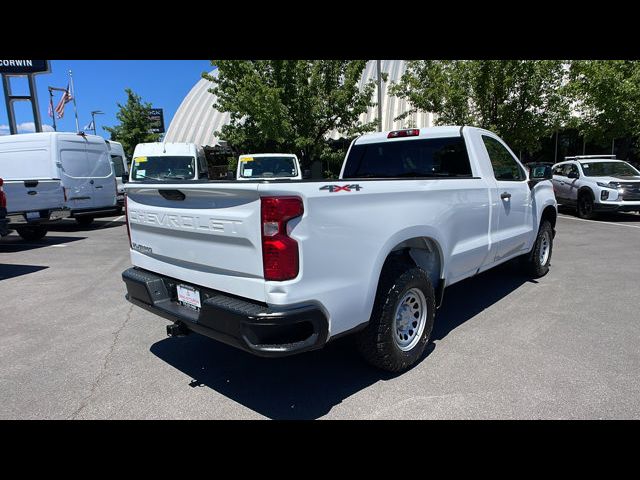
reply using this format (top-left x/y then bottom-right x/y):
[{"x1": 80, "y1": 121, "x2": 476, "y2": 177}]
[
  {"x1": 242, "y1": 157, "x2": 254, "y2": 162},
  {"x1": 134, "y1": 157, "x2": 147, "y2": 164},
  {"x1": 244, "y1": 169, "x2": 253, "y2": 176},
  {"x1": 137, "y1": 169, "x2": 146, "y2": 176}
]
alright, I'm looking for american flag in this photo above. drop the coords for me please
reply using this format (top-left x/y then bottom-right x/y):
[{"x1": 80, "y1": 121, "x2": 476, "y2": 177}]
[{"x1": 54, "y1": 84, "x2": 73, "y2": 119}]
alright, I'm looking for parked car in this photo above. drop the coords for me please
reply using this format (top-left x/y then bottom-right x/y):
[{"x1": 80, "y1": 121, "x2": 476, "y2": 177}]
[
  {"x1": 107, "y1": 140, "x2": 128, "y2": 213},
  {"x1": 0, "y1": 134, "x2": 71, "y2": 240},
  {"x1": 525, "y1": 162, "x2": 553, "y2": 180},
  {"x1": 129, "y1": 142, "x2": 208, "y2": 182},
  {"x1": 235, "y1": 153, "x2": 302, "y2": 180},
  {"x1": 121, "y1": 126, "x2": 557, "y2": 372},
  {"x1": 552, "y1": 155, "x2": 640, "y2": 219}
]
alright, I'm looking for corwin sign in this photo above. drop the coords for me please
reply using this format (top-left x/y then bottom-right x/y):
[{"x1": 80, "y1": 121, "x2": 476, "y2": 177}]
[
  {"x1": 0, "y1": 59, "x2": 50, "y2": 74},
  {"x1": 148, "y1": 108, "x2": 165, "y2": 134}
]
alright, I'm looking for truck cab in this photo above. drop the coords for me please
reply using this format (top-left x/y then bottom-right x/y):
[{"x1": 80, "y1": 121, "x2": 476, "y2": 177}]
[
  {"x1": 236, "y1": 153, "x2": 302, "y2": 180},
  {"x1": 129, "y1": 142, "x2": 208, "y2": 182}
]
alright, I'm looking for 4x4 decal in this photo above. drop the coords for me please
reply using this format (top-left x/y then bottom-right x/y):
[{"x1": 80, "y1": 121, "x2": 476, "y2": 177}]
[{"x1": 320, "y1": 184, "x2": 362, "y2": 192}]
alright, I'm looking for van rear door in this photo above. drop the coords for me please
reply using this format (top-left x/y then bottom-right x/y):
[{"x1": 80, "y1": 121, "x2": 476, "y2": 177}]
[
  {"x1": 58, "y1": 134, "x2": 94, "y2": 211},
  {"x1": 86, "y1": 137, "x2": 116, "y2": 209}
]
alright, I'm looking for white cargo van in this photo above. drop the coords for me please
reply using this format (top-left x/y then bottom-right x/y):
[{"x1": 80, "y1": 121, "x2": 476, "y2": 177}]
[
  {"x1": 0, "y1": 132, "x2": 119, "y2": 229},
  {"x1": 236, "y1": 153, "x2": 302, "y2": 180},
  {"x1": 0, "y1": 133, "x2": 70, "y2": 240},
  {"x1": 129, "y1": 142, "x2": 208, "y2": 182},
  {"x1": 106, "y1": 140, "x2": 128, "y2": 212}
]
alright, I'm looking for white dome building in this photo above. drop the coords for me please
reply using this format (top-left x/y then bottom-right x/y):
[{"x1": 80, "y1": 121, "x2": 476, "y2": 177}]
[{"x1": 164, "y1": 60, "x2": 434, "y2": 147}]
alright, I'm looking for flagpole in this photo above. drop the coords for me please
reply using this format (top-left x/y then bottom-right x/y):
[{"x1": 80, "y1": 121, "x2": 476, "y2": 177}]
[
  {"x1": 48, "y1": 87, "x2": 57, "y2": 132},
  {"x1": 69, "y1": 70, "x2": 80, "y2": 133}
]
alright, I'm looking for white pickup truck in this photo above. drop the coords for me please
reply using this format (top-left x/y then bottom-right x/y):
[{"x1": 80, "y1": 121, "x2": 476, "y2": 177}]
[{"x1": 122, "y1": 126, "x2": 557, "y2": 372}]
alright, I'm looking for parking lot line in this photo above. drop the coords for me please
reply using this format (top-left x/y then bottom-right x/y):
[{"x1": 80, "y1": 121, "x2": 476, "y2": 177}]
[
  {"x1": 100, "y1": 215, "x2": 125, "y2": 229},
  {"x1": 558, "y1": 214, "x2": 640, "y2": 230}
]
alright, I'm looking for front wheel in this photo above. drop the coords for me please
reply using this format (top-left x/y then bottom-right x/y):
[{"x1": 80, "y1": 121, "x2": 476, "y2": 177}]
[
  {"x1": 577, "y1": 192, "x2": 596, "y2": 219},
  {"x1": 521, "y1": 220, "x2": 553, "y2": 278},
  {"x1": 356, "y1": 263, "x2": 435, "y2": 372},
  {"x1": 16, "y1": 225, "x2": 48, "y2": 241}
]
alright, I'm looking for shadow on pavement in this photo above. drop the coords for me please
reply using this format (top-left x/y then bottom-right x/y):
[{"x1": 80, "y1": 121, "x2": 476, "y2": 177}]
[
  {"x1": 0, "y1": 234, "x2": 86, "y2": 253},
  {"x1": 0, "y1": 264, "x2": 49, "y2": 281},
  {"x1": 433, "y1": 261, "x2": 533, "y2": 340},
  {"x1": 48, "y1": 218, "x2": 126, "y2": 232},
  {"x1": 150, "y1": 261, "x2": 532, "y2": 419}
]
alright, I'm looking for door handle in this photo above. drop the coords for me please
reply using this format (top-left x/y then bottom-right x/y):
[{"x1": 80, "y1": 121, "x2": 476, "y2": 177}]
[
  {"x1": 95, "y1": 185, "x2": 103, "y2": 189},
  {"x1": 500, "y1": 192, "x2": 511, "y2": 200}
]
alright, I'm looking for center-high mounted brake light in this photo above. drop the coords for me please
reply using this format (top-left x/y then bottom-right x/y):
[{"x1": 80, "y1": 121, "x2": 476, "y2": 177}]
[
  {"x1": 387, "y1": 129, "x2": 420, "y2": 138},
  {"x1": 261, "y1": 196, "x2": 303, "y2": 281}
]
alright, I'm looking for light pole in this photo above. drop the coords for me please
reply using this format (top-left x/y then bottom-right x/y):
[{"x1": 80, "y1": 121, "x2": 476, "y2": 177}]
[{"x1": 90, "y1": 110, "x2": 104, "y2": 135}]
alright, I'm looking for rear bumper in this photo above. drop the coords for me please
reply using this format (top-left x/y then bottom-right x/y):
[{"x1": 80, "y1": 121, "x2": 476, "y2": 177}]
[
  {"x1": 71, "y1": 206, "x2": 121, "y2": 218},
  {"x1": 122, "y1": 267, "x2": 329, "y2": 357},
  {"x1": 6, "y1": 208, "x2": 70, "y2": 226}
]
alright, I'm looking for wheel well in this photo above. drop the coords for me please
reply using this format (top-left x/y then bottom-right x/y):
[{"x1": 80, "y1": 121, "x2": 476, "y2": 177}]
[
  {"x1": 541, "y1": 205, "x2": 557, "y2": 230},
  {"x1": 385, "y1": 237, "x2": 443, "y2": 295},
  {"x1": 578, "y1": 187, "x2": 595, "y2": 200}
]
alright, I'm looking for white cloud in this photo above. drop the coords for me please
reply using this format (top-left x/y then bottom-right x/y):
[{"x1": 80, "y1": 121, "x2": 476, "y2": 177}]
[{"x1": 0, "y1": 123, "x2": 55, "y2": 135}]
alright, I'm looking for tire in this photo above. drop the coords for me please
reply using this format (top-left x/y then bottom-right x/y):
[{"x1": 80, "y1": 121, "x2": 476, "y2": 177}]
[
  {"x1": 521, "y1": 220, "x2": 553, "y2": 278},
  {"x1": 577, "y1": 191, "x2": 596, "y2": 219},
  {"x1": 75, "y1": 216, "x2": 94, "y2": 227},
  {"x1": 16, "y1": 225, "x2": 48, "y2": 241},
  {"x1": 356, "y1": 261, "x2": 435, "y2": 372}
]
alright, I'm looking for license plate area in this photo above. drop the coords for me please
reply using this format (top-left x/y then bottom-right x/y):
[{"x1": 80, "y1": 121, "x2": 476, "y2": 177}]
[
  {"x1": 26, "y1": 211, "x2": 41, "y2": 220},
  {"x1": 176, "y1": 284, "x2": 201, "y2": 311}
]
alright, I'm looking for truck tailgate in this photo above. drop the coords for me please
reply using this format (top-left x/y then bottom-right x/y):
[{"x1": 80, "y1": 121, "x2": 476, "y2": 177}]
[
  {"x1": 4, "y1": 179, "x2": 65, "y2": 214},
  {"x1": 126, "y1": 183, "x2": 266, "y2": 302}
]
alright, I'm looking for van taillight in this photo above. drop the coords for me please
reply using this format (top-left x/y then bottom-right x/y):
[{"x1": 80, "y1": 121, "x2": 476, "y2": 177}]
[
  {"x1": 125, "y1": 194, "x2": 131, "y2": 247},
  {"x1": 0, "y1": 178, "x2": 6, "y2": 209},
  {"x1": 261, "y1": 196, "x2": 303, "y2": 281}
]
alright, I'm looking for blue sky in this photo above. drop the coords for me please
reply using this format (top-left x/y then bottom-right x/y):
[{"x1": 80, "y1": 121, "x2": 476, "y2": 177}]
[{"x1": 0, "y1": 60, "x2": 213, "y2": 136}]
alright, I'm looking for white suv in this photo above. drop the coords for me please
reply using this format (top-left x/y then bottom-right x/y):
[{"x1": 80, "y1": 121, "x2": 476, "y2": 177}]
[{"x1": 552, "y1": 155, "x2": 640, "y2": 219}]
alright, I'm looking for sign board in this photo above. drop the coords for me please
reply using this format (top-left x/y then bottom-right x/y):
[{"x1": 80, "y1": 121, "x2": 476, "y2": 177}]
[
  {"x1": 0, "y1": 59, "x2": 50, "y2": 75},
  {"x1": 148, "y1": 108, "x2": 165, "y2": 134}
]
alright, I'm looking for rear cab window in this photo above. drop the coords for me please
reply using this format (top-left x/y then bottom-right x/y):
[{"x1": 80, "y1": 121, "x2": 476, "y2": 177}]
[
  {"x1": 131, "y1": 156, "x2": 196, "y2": 181},
  {"x1": 342, "y1": 137, "x2": 473, "y2": 179}
]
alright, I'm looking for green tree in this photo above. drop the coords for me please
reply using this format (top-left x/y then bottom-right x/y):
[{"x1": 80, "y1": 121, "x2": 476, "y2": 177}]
[
  {"x1": 566, "y1": 60, "x2": 640, "y2": 157},
  {"x1": 204, "y1": 60, "x2": 377, "y2": 174},
  {"x1": 104, "y1": 88, "x2": 160, "y2": 158},
  {"x1": 391, "y1": 60, "x2": 570, "y2": 156}
]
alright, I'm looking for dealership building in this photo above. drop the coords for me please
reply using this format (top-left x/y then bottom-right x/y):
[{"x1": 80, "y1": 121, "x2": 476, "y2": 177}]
[{"x1": 164, "y1": 60, "x2": 433, "y2": 148}]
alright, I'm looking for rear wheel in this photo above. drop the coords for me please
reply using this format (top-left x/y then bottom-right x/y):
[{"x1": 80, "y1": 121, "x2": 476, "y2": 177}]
[
  {"x1": 75, "y1": 216, "x2": 94, "y2": 227},
  {"x1": 577, "y1": 192, "x2": 596, "y2": 219},
  {"x1": 356, "y1": 262, "x2": 435, "y2": 372},
  {"x1": 16, "y1": 225, "x2": 47, "y2": 241}
]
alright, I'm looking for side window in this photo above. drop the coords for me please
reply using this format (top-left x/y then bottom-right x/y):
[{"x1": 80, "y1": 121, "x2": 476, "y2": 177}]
[
  {"x1": 567, "y1": 164, "x2": 579, "y2": 177},
  {"x1": 482, "y1": 135, "x2": 525, "y2": 181},
  {"x1": 553, "y1": 165, "x2": 565, "y2": 176},
  {"x1": 111, "y1": 155, "x2": 125, "y2": 177}
]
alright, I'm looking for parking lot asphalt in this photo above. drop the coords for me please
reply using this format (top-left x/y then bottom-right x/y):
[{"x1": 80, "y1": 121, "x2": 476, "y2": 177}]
[{"x1": 1, "y1": 209, "x2": 640, "y2": 419}]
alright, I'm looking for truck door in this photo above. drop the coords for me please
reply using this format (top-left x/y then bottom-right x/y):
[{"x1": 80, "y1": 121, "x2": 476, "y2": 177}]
[
  {"x1": 480, "y1": 135, "x2": 533, "y2": 262},
  {"x1": 563, "y1": 163, "x2": 581, "y2": 202}
]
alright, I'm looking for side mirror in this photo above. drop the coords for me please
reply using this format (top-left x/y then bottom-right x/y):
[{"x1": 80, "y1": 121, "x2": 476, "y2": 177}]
[
  {"x1": 121, "y1": 174, "x2": 129, "y2": 184},
  {"x1": 302, "y1": 169, "x2": 311, "y2": 179},
  {"x1": 567, "y1": 171, "x2": 579, "y2": 179}
]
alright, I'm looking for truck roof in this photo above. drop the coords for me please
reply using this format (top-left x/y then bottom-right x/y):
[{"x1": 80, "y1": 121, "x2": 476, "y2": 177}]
[
  {"x1": 0, "y1": 131, "x2": 105, "y2": 144},
  {"x1": 133, "y1": 142, "x2": 197, "y2": 157}
]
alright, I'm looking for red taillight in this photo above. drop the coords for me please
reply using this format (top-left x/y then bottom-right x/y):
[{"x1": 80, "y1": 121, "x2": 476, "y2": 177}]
[
  {"x1": 0, "y1": 178, "x2": 6, "y2": 209},
  {"x1": 387, "y1": 128, "x2": 420, "y2": 138},
  {"x1": 261, "y1": 196, "x2": 303, "y2": 281},
  {"x1": 124, "y1": 194, "x2": 131, "y2": 247}
]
